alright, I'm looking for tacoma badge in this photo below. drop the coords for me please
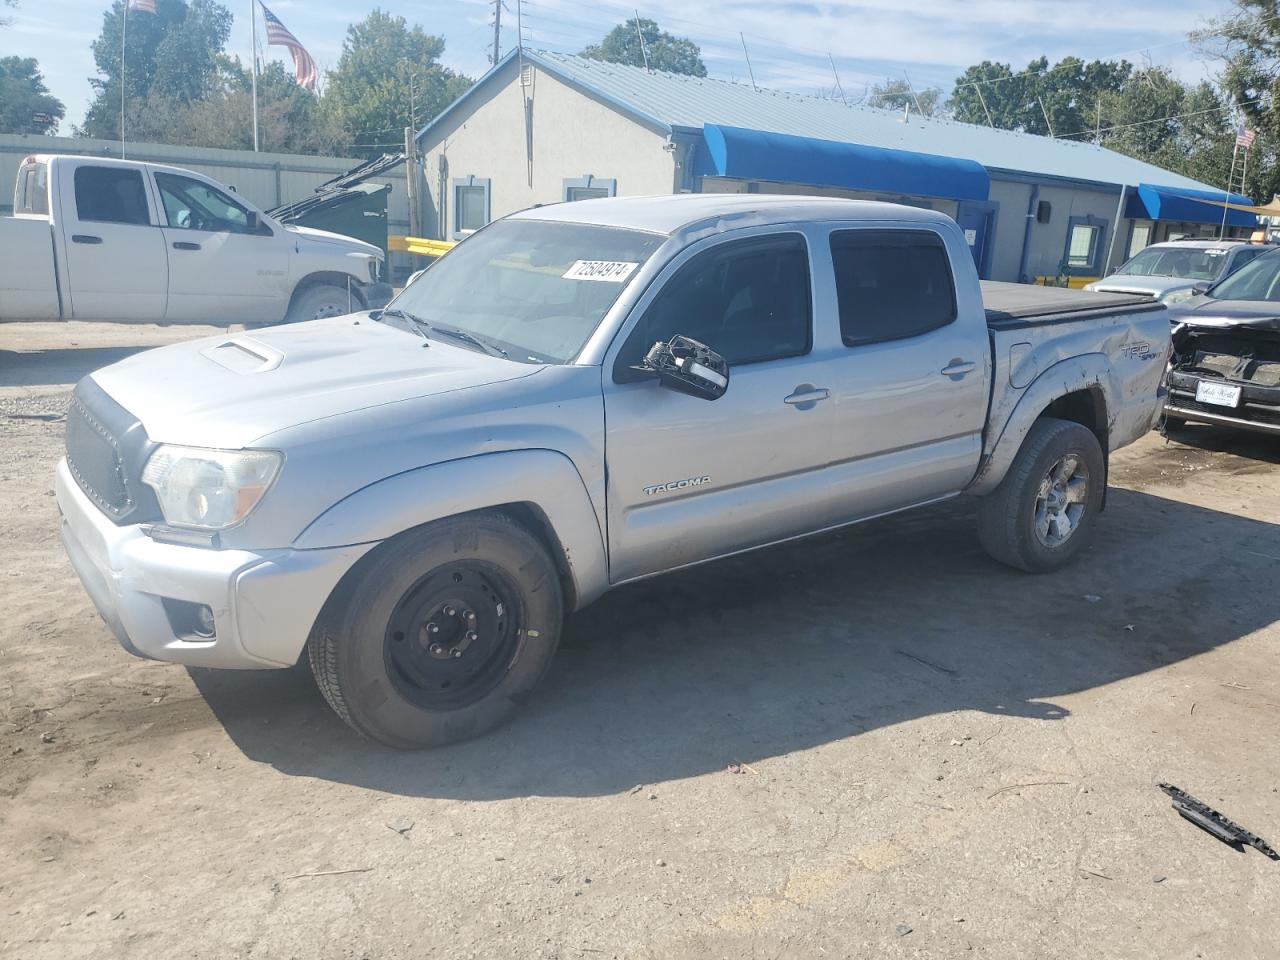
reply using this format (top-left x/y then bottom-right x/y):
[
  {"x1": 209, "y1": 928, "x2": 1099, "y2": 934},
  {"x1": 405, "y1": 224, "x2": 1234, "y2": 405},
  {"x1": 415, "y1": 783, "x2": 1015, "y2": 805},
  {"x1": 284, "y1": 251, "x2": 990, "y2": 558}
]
[{"x1": 643, "y1": 476, "x2": 711, "y2": 496}]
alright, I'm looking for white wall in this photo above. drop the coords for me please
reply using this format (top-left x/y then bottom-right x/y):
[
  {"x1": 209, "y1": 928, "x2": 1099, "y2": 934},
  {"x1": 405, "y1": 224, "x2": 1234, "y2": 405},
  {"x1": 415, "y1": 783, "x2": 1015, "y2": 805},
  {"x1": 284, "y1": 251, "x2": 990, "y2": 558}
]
[{"x1": 418, "y1": 60, "x2": 675, "y2": 238}]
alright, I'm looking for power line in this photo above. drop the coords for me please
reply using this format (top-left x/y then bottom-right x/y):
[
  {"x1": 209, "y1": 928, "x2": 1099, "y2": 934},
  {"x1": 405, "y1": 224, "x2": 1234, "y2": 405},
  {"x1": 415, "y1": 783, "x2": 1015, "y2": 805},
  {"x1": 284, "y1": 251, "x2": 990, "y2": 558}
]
[{"x1": 1053, "y1": 97, "x2": 1264, "y2": 140}]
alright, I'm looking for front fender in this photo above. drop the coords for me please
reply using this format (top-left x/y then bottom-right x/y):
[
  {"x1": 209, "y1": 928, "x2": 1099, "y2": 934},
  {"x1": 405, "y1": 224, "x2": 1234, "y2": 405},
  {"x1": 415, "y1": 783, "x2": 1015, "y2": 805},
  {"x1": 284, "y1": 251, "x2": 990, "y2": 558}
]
[
  {"x1": 293, "y1": 449, "x2": 609, "y2": 609},
  {"x1": 967, "y1": 353, "x2": 1114, "y2": 496}
]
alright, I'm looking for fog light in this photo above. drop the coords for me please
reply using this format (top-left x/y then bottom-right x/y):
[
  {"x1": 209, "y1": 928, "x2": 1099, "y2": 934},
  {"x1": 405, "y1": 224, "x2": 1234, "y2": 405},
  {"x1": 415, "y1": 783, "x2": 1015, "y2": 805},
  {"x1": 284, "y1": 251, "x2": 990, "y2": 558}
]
[{"x1": 194, "y1": 604, "x2": 216, "y2": 638}]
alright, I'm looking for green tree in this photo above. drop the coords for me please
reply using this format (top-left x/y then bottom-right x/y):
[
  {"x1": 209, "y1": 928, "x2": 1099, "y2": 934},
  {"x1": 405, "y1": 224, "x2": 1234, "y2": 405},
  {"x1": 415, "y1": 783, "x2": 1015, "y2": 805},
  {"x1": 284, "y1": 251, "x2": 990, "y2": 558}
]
[
  {"x1": 0, "y1": 57, "x2": 65, "y2": 134},
  {"x1": 80, "y1": 0, "x2": 232, "y2": 139},
  {"x1": 581, "y1": 18, "x2": 707, "y2": 77},
  {"x1": 948, "y1": 56, "x2": 1130, "y2": 138},
  {"x1": 867, "y1": 77, "x2": 942, "y2": 116},
  {"x1": 1196, "y1": 0, "x2": 1280, "y2": 201},
  {"x1": 323, "y1": 8, "x2": 471, "y2": 154}
]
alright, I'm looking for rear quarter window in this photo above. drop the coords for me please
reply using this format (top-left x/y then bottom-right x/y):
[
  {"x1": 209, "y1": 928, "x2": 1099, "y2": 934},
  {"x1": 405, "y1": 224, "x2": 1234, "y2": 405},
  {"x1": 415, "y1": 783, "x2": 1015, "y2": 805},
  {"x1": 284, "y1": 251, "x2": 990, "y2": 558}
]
[{"x1": 830, "y1": 229, "x2": 957, "y2": 346}]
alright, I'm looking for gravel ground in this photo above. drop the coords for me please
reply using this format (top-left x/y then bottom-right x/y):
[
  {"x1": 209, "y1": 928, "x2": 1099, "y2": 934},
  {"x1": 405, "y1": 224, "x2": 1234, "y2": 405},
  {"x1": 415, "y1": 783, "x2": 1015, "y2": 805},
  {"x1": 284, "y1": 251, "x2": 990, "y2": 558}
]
[{"x1": 2, "y1": 321, "x2": 1279, "y2": 960}]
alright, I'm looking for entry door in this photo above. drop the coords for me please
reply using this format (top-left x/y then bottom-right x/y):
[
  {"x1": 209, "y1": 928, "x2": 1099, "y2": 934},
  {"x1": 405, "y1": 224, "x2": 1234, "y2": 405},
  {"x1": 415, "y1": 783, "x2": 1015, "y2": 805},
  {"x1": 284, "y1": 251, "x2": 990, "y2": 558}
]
[
  {"x1": 603, "y1": 232, "x2": 834, "y2": 583},
  {"x1": 152, "y1": 171, "x2": 290, "y2": 324},
  {"x1": 819, "y1": 227, "x2": 988, "y2": 523},
  {"x1": 954, "y1": 201, "x2": 995, "y2": 278},
  {"x1": 61, "y1": 163, "x2": 168, "y2": 321}
]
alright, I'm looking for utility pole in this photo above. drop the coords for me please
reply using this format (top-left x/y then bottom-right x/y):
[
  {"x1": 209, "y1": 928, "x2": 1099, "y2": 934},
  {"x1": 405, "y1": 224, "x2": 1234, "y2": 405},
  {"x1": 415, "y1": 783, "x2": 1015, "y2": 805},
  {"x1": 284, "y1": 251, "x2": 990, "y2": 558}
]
[
  {"x1": 404, "y1": 126, "x2": 419, "y2": 238},
  {"x1": 120, "y1": 0, "x2": 128, "y2": 157},
  {"x1": 490, "y1": 0, "x2": 501, "y2": 65}
]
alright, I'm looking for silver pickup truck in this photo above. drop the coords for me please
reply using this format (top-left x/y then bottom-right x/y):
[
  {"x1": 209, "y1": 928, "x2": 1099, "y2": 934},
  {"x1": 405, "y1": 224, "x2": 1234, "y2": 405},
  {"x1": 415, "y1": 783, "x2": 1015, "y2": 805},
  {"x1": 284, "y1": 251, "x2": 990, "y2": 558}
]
[{"x1": 55, "y1": 195, "x2": 1170, "y2": 748}]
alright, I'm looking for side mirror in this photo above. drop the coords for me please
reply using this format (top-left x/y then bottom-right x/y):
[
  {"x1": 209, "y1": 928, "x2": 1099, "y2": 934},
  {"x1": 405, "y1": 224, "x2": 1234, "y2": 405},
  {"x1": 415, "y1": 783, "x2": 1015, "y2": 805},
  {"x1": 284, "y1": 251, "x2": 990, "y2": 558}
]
[
  {"x1": 640, "y1": 335, "x2": 729, "y2": 401},
  {"x1": 1191, "y1": 281, "x2": 1211, "y2": 296}
]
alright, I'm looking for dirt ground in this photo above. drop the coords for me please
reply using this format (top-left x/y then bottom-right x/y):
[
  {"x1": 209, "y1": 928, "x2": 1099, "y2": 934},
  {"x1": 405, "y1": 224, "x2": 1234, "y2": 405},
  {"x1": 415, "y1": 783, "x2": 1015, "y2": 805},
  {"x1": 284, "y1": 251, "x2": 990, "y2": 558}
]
[{"x1": 2, "y1": 321, "x2": 1279, "y2": 960}]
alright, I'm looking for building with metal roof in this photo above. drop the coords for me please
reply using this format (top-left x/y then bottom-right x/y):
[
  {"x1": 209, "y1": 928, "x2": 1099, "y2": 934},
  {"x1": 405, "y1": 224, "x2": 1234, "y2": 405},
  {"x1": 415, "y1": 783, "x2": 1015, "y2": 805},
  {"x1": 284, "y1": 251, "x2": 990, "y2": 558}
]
[{"x1": 415, "y1": 49, "x2": 1255, "y2": 284}]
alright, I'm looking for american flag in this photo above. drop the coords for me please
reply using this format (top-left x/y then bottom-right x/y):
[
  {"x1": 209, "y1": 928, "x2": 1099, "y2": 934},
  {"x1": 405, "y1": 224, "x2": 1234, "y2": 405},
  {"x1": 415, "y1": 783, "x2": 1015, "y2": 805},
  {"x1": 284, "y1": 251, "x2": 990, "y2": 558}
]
[
  {"x1": 260, "y1": 2, "x2": 317, "y2": 92},
  {"x1": 127, "y1": 0, "x2": 156, "y2": 12},
  {"x1": 1236, "y1": 124, "x2": 1257, "y2": 150}
]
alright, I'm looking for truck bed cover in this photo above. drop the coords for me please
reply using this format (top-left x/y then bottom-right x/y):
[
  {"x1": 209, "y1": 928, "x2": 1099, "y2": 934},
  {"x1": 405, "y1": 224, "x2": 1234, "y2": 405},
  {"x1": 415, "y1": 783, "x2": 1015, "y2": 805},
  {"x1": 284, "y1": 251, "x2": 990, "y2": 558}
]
[{"x1": 982, "y1": 280, "x2": 1162, "y2": 329}]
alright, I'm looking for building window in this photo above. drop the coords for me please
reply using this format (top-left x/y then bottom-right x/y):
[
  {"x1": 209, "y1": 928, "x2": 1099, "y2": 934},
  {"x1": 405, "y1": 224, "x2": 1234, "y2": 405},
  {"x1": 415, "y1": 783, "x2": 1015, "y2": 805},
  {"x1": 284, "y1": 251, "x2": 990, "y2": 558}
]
[
  {"x1": 563, "y1": 175, "x2": 616, "y2": 202},
  {"x1": 1063, "y1": 216, "x2": 1107, "y2": 274},
  {"x1": 452, "y1": 176, "x2": 490, "y2": 239},
  {"x1": 1127, "y1": 223, "x2": 1152, "y2": 260}
]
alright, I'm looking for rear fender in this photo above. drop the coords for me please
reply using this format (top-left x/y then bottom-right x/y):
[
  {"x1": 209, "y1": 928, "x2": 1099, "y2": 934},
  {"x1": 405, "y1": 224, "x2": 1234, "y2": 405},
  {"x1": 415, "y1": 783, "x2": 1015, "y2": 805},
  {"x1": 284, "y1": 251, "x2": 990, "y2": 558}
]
[
  {"x1": 967, "y1": 353, "x2": 1114, "y2": 495},
  {"x1": 293, "y1": 449, "x2": 609, "y2": 609}
]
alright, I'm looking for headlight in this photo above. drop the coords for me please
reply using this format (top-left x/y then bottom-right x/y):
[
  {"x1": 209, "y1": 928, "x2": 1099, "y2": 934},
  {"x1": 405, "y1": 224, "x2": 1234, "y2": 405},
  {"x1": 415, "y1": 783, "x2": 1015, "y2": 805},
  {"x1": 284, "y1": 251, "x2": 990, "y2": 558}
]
[
  {"x1": 1163, "y1": 288, "x2": 1198, "y2": 305},
  {"x1": 141, "y1": 445, "x2": 282, "y2": 530}
]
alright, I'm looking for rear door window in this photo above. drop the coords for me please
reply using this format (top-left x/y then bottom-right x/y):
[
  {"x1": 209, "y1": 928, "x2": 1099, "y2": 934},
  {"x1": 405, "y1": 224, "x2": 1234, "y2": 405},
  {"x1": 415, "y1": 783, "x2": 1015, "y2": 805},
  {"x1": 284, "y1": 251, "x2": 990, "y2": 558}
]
[
  {"x1": 73, "y1": 166, "x2": 151, "y2": 225},
  {"x1": 830, "y1": 229, "x2": 956, "y2": 346}
]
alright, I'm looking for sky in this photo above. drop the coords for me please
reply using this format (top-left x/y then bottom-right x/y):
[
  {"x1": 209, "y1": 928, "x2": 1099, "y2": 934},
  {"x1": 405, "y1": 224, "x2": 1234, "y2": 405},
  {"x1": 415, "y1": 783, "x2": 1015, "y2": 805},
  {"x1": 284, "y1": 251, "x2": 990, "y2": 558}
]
[{"x1": 5, "y1": 0, "x2": 1240, "y2": 136}]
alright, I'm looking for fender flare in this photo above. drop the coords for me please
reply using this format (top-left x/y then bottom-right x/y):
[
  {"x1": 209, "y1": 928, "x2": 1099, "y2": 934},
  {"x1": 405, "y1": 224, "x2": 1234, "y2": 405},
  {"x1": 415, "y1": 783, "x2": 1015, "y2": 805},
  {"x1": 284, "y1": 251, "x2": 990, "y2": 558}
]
[
  {"x1": 967, "y1": 353, "x2": 1114, "y2": 496},
  {"x1": 293, "y1": 449, "x2": 610, "y2": 609}
]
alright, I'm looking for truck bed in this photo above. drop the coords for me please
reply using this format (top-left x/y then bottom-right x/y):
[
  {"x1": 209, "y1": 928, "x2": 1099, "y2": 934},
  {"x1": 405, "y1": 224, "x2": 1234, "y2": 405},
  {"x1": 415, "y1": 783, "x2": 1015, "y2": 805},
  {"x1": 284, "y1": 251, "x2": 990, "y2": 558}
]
[{"x1": 982, "y1": 280, "x2": 1162, "y2": 329}]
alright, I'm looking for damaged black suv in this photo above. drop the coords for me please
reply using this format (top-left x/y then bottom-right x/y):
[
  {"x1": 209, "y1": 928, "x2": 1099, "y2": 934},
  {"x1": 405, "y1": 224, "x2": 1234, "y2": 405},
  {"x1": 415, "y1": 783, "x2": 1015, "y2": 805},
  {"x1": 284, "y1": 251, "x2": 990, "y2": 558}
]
[{"x1": 1165, "y1": 247, "x2": 1280, "y2": 437}]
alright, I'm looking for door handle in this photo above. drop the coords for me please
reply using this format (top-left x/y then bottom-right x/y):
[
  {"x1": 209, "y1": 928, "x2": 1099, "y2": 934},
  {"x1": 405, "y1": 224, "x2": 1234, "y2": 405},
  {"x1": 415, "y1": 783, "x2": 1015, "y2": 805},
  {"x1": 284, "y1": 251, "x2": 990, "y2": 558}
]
[
  {"x1": 172, "y1": 241, "x2": 201, "y2": 251},
  {"x1": 71, "y1": 234, "x2": 102, "y2": 244},
  {"x1": 783, "y1": 387, "x2": 830, "y2": 406},
  {"x1": 941, "y1": 359, "x2": 977, "y2": 379}
]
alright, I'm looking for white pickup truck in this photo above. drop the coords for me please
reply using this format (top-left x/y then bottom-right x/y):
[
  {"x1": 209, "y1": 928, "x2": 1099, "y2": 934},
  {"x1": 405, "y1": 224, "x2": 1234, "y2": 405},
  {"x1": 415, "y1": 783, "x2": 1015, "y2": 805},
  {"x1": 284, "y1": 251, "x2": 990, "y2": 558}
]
[{"x1": 2, "y1": 154, "x2": 391, "y2": 325}]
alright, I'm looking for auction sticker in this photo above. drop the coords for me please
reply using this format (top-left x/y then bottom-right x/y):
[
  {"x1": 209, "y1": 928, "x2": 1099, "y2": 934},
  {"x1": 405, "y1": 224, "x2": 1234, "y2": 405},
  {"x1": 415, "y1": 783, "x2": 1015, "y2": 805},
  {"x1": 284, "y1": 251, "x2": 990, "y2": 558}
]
[{"x1": 562, "y1": 260, "x2": 639, "y2": 282}]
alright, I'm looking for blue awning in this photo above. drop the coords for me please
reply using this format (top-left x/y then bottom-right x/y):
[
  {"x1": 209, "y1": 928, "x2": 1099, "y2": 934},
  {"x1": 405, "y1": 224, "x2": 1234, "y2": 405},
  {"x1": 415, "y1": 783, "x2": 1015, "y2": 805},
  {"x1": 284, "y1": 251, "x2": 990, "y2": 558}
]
[
  {"x1": 698, "y1": 124, "x2": 990, "y2": 202},
  {"x1": 1127, "y1": 183, "x2": 1256, "y2": 228}
]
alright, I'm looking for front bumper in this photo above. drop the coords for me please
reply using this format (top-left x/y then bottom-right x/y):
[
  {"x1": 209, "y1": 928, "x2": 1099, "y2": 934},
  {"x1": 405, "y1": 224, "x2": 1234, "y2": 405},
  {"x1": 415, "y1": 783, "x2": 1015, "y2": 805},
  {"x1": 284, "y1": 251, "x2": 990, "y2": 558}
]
[
  {"x1": 55, "y1": 458, "x2": 374, "y2": 669},
  {"x1": 1166, "y1": 370, "x2": 1280, "y2": 436}
]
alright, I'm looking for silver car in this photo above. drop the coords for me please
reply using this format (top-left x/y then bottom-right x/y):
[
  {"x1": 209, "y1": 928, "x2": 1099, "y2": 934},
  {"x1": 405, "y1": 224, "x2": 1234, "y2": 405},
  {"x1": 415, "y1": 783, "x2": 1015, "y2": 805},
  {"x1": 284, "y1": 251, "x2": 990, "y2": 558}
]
[{"x1": 1086, "y1": 239, "x2": 1271, "y2": 305}]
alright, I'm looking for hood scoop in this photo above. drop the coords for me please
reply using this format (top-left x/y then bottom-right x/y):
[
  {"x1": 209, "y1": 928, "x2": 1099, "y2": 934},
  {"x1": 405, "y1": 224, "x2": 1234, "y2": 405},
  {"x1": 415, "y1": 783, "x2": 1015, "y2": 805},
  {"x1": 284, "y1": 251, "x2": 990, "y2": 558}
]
[{"x1": 201, "y1": 338, "x2": 284, "y2": 374}]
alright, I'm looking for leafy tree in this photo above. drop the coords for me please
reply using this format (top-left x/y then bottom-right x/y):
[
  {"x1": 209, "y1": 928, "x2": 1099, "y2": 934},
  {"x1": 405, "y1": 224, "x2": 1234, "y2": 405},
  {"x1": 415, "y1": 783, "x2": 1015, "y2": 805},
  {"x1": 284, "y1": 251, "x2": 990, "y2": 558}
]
[
  {"x1": 581, "y1": 18, "x2": 707, "y2": 77},
  {"x1": 948, "y1": 56, "x2": 1130, "y2": 138},
  {"x1": 0, "y1": 56, "x2": 65, "y2": 134},
  {"x1": 80, "y1": 0, "x2": 232, "y2": 139},
  {"x1": 1196, "y1": 0, "x2": 1280, "y2": 201},
  {"x1": 323, "y1": 9, "x2": 471, "y2": 154},
  {"x1": 867, "y1": 77, "x2": 942, "y2": 116}
]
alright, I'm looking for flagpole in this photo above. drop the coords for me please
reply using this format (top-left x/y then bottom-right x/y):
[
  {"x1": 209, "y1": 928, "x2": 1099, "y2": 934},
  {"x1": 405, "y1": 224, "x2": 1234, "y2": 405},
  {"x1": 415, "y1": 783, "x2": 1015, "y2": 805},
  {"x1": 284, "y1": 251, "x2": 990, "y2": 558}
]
[
  {"x1": 250, "y1": 0, "x2": 259, "y2": 152},
  {"x1": 1220, "y1": 139, "x2": 1238, "y2": 240},
  {"x1": 120, "y1": 0, "x2": 128, "y2": 157}
]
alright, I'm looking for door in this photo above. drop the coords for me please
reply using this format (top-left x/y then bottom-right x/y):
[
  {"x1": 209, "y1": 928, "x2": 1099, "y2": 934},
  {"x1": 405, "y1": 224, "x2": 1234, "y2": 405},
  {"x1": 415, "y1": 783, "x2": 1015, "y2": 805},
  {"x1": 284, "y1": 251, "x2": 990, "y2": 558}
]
[
  {"x1": 61, "y1": 163, "x2": 168, "y2": 321},
  {"x1": 954, "y1": 200, "x2": 996, "y2": 279},
  {"x1": 602, "y1": 232, "x2": 834, "y2": 583},
  {"x1": 820, "y1": 227, "x2": 989, "y2": 523},
  {"x1": 152, "y1": 171, "x2": 290, "y2": 324}
]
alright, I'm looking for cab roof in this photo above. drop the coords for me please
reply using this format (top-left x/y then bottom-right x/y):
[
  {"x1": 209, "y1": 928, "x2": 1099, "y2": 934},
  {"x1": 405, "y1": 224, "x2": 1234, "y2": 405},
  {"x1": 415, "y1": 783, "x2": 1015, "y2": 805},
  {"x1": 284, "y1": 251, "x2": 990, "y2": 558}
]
[{"x1": 508, "y1": 193, "x2": 955, "y2": 236}]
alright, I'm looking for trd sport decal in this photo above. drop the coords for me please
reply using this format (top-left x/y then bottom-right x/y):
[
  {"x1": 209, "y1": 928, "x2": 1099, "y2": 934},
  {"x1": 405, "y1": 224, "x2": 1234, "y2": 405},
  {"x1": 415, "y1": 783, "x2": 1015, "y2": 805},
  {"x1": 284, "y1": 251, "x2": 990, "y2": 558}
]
[{"x1": 643, "y1": 476, "x2": 711, "y2": 496}]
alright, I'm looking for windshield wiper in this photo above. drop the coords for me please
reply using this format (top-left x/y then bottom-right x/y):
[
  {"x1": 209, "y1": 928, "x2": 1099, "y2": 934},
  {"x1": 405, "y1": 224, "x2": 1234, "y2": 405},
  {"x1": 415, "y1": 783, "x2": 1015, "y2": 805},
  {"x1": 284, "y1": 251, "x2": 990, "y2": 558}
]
[
  {"x1": 376, "y1": 306, "x2": 431, "y2": 344},
  {"x1": 430, "y1": 324, "x2": 509, "y2": 359}
]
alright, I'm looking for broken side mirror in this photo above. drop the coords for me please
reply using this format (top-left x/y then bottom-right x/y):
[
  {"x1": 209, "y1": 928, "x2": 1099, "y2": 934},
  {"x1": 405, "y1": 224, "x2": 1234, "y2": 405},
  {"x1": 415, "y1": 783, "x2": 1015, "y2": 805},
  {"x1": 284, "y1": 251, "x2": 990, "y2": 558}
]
[{"x1": 640, "y1": 335, "x2": 729, "y2": 400}]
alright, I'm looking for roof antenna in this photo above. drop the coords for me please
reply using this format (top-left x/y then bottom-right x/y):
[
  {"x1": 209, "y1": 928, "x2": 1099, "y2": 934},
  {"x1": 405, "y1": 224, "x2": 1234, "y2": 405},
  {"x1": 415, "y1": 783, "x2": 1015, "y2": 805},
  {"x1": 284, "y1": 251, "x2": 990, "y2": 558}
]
[
  {"x1": 903, "y1": 70, "x2": 925, "y2": 116},
  {"x1": 740, "y1": 33, "x2": 758, "y2": 91},
  {"x1": 828, "y1": 53, "x2": 847, "y2": 106},
  {"x1": 634, "y1": 10, "x2": 651, "y2": 72}
]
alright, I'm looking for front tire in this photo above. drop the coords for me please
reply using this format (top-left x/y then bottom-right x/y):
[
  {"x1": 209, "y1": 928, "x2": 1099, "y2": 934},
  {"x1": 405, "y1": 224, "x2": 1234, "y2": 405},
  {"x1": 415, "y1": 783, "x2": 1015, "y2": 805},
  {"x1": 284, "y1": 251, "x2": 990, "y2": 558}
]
[
  {"x1": 308, "y1": 513, "x2": 563, "y2": 749},
  {"x1": 284, "y1": 283, "x2": 356, "y2": 323},
  {"x1": 977, "y1": 417, "x2": 1106, "y2": 573}
]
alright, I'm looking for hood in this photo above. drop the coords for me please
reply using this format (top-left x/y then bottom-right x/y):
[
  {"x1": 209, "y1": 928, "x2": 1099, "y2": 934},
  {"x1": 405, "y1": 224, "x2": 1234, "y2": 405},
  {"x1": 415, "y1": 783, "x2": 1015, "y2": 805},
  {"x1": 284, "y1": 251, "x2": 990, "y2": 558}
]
[
  {"x1": 1086, "y1": 275, "x2": 1196, "y2": 299},
  {"x1": 90, "y1": 315, "x2": 544, "y2": 449},
  {"x1": 1166, "y1": 296, "x2": 1280, "y2": 333},
  {"x1": 282, "y1": 223, "x2": 381, "y2": 258}
]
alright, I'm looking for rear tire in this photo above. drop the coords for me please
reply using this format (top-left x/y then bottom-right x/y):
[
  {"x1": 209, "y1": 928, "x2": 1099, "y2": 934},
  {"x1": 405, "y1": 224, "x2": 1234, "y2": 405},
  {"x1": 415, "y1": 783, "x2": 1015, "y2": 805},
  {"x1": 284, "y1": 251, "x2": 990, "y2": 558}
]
[
  {"x1": 977, "y1": 417, "x2": 1106, "y2": 573},
  {"x1": 308, "y1": 512, "x2": 563, "y2": 749},
  {"x1": 284, "y1": 283, "x2": 356, "y2": 323}
]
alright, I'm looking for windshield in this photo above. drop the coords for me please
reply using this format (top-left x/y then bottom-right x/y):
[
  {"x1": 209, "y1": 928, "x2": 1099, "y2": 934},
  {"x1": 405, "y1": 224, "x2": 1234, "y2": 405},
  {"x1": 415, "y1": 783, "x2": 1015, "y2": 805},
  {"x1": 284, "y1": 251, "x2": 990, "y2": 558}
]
[
  {"x1": 390, "y1": 219, "x2": 665, "y2": 363},
  {"x1": 1115, "y1": 246, "x2": 1227, "y2": 280},
  {"x1": 1205, "y1": 248, "x2": 1280, "y2": 302}
]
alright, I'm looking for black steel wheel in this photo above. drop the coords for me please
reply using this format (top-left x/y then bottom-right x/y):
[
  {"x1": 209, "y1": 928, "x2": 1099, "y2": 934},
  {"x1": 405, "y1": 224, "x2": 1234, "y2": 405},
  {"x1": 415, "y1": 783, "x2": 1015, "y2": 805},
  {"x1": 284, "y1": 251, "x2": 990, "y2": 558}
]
[
  {"x1": 384, "y1": 562, "x2": 522, "y2": 711},
  {"x1": 308, "y1": 512, "x2": 563, "y2": 749}
]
